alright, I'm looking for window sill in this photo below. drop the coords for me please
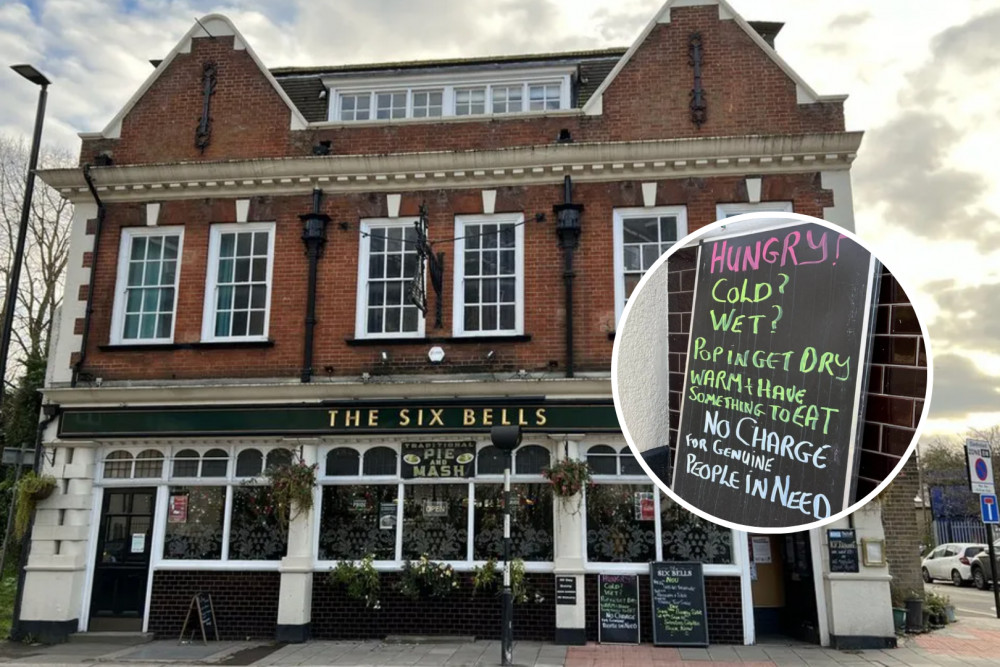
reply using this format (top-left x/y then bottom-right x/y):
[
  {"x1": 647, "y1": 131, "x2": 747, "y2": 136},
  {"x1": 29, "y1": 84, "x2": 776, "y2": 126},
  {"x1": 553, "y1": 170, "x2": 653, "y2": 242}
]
[
  {"x1": 346, "y1": 334, "x2": 531, "y2": 346},
  {"x1": 100, "y1": 340, "x2": 276, "y2": 352}
]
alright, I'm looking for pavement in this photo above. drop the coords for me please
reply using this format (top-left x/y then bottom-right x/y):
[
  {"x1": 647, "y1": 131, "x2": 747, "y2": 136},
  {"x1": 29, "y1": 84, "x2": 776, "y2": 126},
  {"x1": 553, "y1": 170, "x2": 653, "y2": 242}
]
[{"x1": 0, "y1": 619, "x2": 998, "y2": 667}]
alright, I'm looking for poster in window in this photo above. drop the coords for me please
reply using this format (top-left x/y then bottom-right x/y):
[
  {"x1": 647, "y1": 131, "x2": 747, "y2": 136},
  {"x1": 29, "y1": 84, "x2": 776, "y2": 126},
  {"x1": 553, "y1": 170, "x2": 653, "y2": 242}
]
[
  {"x1": 168, "y1": 494, "x2": 188, "y2": 523},
  {"x1": 751, "y1": 536, "x2": 772, "y2": 563},
  {"x1": 634, "y1": 491, "x2": 655, "y2": 521},
  {"x1": 379, "y1": 502, "x2": 397, "y2": 530}
]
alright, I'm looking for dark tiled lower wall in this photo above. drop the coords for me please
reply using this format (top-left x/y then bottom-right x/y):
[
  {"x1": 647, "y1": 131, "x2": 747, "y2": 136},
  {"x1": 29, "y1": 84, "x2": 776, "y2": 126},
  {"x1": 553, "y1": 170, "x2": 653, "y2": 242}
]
[
  {"x1": 147, "y1": 571, "x2": 280, "y2": 640},
  {"x1": 584, "y1": 574, "x2": 743, "y2": 644},
  {"x1": 311, "y1": 572, "x2": 555, "y2": 640}
]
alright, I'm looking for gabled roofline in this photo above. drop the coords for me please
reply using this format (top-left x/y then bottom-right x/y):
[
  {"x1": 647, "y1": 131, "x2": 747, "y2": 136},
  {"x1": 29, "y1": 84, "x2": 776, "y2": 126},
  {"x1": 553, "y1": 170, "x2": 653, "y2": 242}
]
[
  {"x1": 96, "y1": 14, "x2": 308, "y2": 139},
  {"x1": 582, "y1": 0, "x2": 843, "y2": 115}
]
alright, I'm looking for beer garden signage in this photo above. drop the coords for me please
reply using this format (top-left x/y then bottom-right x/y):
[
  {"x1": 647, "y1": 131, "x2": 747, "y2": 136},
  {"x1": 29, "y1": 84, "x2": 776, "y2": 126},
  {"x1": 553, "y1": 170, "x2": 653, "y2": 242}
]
[
  {"x1": 672, "y1": 222, "x2": 877, "y2": 528},
  {"x1": 57, "y1": 400, "x2": 618, "y2": 438}
]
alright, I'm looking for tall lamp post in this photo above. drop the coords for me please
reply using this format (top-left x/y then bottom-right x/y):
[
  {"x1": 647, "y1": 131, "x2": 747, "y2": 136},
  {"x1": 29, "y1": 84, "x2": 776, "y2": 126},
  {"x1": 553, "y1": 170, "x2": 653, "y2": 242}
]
[
  {"x1": 490, "y1": 425, "x2": 522, "y2": 666},
  {"x1": 0, "y1": 65, "x2": 50, "y2": 428}
]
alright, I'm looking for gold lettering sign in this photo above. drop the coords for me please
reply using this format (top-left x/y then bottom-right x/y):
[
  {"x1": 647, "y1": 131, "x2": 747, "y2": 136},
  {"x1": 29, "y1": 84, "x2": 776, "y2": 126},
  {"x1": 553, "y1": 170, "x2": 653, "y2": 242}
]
[{"x1": 327, "y1": 407, "x2": 548, "y2": 430}]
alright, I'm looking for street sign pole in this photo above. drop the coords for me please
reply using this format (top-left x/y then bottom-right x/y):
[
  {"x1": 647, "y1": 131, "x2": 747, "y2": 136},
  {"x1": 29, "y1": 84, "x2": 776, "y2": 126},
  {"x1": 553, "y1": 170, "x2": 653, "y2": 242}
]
[{"x1": 988, "y1": 523, "x2": 1000, "y2": 620}]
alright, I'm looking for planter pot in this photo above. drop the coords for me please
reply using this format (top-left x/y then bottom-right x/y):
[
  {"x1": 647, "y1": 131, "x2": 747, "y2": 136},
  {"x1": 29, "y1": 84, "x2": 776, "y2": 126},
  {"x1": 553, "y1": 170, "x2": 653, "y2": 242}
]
[
  {"x1": 921, "y1": 609, "x2": 932, "y2": 630},
  {"x1": 945, "y1": 605, "x2": 957, "y2": 623},
  {"x1": 905, "y1": 598, "x2": 924, "y2": 633},
  {"x1": 892, "y1": 607, "x2": 906, "y2": 632},
  {"x1": 29, "y1": 484, "x2": 55, "y2": 501}
]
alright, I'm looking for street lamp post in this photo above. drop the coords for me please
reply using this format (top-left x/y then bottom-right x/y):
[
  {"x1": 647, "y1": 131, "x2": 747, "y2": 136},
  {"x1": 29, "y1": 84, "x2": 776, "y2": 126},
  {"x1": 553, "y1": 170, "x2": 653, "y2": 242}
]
[
  {"x1": 490, "y1": 425, "x2": 522, "y2": 666},
  {"x1": 0, "y1": 65, "x2": 50, "y2": 428}
]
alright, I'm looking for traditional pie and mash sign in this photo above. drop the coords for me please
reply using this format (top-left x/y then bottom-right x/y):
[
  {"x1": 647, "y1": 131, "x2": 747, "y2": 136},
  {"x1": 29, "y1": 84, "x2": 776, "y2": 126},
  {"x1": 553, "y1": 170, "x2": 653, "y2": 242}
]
[{"x1": 401, "y1": 442, "x2": 476, "y2": 479}]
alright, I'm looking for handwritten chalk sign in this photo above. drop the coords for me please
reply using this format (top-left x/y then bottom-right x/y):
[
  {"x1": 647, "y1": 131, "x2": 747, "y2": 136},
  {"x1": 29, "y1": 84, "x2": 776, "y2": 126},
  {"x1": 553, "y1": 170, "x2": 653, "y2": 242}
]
[
  {"x1": 671, "y1": 222, "x2": 876, "y2": 528},
  {"x1": 827, "y1": 529, "x2": 859, "y2": 573},
  {"x1": 649, "y1": 562, "x2": 708, "y2": 647},
  {"x1": 598, "y1": 574, "x2": 640, "y2": 644},
  {"x1": 179, "y1": 592, "x2": 219, "y2": 644}
]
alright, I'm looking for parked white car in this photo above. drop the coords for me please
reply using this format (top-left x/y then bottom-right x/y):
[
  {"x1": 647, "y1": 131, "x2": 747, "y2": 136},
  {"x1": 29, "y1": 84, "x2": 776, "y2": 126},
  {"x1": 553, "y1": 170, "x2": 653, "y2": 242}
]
[{"x1": 922, "y1": 542, "x2": 986, "y2": 586}]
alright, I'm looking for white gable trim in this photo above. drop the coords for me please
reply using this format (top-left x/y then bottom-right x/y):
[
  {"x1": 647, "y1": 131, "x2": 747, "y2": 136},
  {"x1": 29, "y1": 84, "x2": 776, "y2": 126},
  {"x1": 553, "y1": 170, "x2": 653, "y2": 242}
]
[
  {"x1": 582, "y1": 0, "x2": 841, "y2": 115},
  {"x1": 100, "y1": 14, "x2": 308, "y2": 138}
]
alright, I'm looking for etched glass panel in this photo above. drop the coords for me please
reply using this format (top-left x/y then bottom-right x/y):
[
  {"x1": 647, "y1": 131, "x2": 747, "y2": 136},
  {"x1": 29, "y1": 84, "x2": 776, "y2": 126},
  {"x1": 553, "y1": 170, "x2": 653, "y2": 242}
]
[
  {"x1": 474, "y1": 483, "x2": 553, "y2": 561},
  {"x1": 319, "y1": 484, "x2": 398, "y2": 560},
  {"x1": 585, "y1": 484, "x2": 656, "y2": 563},
  {"x1": 163, "y1": 486, "x2": 224, "y2": 560},
  {"x1": 402, "y1": 483, "x2": 468, "y2": 560},
  {"x1": 228, "y1": 486, "x2": 287, "y2": 560},
  {"x1": 660, "y1": 495, "x2": 733, "y2": 563}
]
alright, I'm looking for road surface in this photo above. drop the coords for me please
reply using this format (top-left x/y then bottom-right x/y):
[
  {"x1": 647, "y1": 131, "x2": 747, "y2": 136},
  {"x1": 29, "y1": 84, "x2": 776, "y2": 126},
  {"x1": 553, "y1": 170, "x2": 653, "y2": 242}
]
[{"x1": 928, "y1": 581, "x2": 1000, "y2": 619}]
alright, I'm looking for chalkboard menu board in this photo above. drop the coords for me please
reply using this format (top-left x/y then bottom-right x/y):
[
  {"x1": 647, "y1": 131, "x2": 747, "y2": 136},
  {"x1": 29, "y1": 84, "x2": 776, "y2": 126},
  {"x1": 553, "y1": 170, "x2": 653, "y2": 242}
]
[
  {"x1": 827, "y1": 528, "x2": 859, "y2": 573},
  {"x1": 672, "y1": 222, "x2": 876, "y2": 528},
  {"x1": 180, "y1": 592, "x2": 219, "y2": 643},
  {"x1": 598, "y1": 574, "x2": 640, "y2": 644},
  {"x1": 649, "y1": 562, "x2": 708, "y2": 647}
]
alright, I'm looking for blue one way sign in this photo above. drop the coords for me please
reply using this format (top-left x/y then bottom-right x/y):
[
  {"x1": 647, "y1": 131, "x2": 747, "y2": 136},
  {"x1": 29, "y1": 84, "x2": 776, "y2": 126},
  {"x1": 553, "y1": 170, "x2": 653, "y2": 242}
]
[{"x1": 982, "y1": 494, "x2": 1000, "y2": 524}]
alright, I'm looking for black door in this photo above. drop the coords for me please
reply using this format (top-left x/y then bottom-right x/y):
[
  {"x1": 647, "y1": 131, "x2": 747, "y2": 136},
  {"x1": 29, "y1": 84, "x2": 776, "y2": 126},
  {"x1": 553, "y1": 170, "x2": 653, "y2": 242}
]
[
  {"x1": 90, "y1": 488, "x2": 155, "y2": 631},
  {"x1": 779, "y1": 531, "x2": 820, "y2": 644}
]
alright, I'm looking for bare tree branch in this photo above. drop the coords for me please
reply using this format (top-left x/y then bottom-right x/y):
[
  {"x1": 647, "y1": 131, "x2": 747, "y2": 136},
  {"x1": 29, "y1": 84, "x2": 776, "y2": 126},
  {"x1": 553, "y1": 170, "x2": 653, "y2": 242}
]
[{"x1": 0, "y1": 134, "x2": 74, "y2": 381}]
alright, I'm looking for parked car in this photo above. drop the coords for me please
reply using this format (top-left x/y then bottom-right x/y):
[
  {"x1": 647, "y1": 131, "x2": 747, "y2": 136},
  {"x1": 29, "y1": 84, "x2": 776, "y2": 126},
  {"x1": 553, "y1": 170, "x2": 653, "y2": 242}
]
[
  {"x1": 922, "y1": 542, "x2": 986, "y2": 586},
  {"x1": 970, "y1": 541, "x2": 1000, "y2": 590}
]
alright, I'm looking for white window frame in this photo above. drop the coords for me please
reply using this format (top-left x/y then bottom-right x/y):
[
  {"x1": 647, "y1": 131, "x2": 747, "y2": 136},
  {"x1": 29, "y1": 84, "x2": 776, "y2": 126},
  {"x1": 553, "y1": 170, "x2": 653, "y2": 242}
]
[
  {"x1": 325, "y1": 68, "x2": 573, "y2": 123},
  {"x1": 452, "y1": 213, "x2": 525, "y2": 338},
  {"x1": 313, "y1": 441, "x2": 555, "y2": 571},
  {"x1": 716, "y1": 201, "x2": 793, "y2": 219},
  {"x1": 109, "y1": 226, "x2": 184, "y2": 345},
  {"x1": 612, "y1": 206, "x2": 688, "y2": 324},
  {"x1": 201, "y1": 222, "x2": 275, "y2": 343},
  {"x1": 355, "y1": 217, "x2": 426, "y2": 340}
]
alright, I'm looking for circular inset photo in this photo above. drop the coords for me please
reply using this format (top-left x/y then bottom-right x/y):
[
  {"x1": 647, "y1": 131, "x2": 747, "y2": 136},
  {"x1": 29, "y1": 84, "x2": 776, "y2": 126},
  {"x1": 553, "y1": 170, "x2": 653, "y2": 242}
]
[{"x1": 612, "y1": 212, "x2": 932, "y2": 533}]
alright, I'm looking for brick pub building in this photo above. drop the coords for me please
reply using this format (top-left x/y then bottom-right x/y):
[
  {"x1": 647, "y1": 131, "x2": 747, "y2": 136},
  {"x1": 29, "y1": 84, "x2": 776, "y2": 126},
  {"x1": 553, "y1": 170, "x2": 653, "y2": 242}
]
[{"x1": 25, "y1": 0, "x2": 925, "y2": 650}]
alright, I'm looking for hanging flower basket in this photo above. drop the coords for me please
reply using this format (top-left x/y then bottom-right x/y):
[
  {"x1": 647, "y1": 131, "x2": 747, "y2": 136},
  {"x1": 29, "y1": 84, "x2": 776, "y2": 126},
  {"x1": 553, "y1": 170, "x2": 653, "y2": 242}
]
[
  {"x1": 542, "y1": 459, "x2": 591, "y2": 497},
  {"x1": 14, "y1": 471, "x2": 57, "y2": 539},
  {"x1": 264, "y1": 456, "x2": 318, "y2": 526}
]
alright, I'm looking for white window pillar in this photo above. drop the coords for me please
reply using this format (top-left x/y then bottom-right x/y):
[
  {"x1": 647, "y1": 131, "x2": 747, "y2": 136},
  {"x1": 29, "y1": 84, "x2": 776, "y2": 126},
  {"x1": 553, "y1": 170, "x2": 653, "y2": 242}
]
[
  {"x1": 276, "y1": 442, "x2": 319, "y2": 642},
  {"x1": 551, "y1": 437, "x2": 586, "y2": 644}
]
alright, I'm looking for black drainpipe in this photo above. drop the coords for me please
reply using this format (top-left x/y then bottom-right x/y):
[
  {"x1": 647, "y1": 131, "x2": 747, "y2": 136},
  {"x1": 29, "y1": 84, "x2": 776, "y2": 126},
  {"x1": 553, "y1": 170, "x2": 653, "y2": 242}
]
[
  {"x1": 553, "y1": 176, "x2": 583, "y2": 378},
  {"x1": 73, "y1": 165, "x2": 106, "y2": 388},
  {"x1": 299, "y1": 188, "x2": 329, "y2": 383}
]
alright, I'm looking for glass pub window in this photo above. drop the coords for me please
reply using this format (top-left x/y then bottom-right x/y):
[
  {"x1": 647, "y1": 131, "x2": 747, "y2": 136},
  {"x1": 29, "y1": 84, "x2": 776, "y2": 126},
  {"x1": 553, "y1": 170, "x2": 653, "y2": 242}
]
[
  {"x1": 462, "y1": 222, "x2": 517, "y2": 333},
  {"x1": 412, "y1": 90, "x2": 443, "y2": 117},
  {"x1": 212, "y1": 228, "x2": 271, "y2": 338},
  {"x1": 119, "y1": 231, "x2": 180, "y2": 341},
  {"x1": 365, "y1": 224, "x2": 420, "y2": 335},
  {"x1": 376, "y1": 91, "x2": 407, "y2": 119},
  {"x1": 455, "y1": 87, "x2": 486, "y2": 115},
  {"x1": 621, "y1": 214, "x2": 679, "y2": 305}
]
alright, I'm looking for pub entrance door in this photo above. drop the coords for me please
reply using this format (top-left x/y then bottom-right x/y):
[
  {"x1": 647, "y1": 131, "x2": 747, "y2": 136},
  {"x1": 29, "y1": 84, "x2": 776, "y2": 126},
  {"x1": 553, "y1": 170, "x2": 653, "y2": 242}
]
[{"x1": 89, "y1": 488, "x2": 156, "y2": 631}]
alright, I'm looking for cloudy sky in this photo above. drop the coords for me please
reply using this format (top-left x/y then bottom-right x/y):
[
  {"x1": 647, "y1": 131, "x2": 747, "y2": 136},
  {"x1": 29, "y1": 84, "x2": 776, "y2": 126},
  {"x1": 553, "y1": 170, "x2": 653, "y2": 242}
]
[{"x1": 0, "y1": 0, "x2": 997, "y2": 439}]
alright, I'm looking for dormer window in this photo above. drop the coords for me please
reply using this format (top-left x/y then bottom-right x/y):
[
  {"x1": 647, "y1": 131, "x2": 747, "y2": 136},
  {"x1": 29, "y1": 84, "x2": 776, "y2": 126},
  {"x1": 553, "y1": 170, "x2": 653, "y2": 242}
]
[{"x1": 325, "y1": 69, "x2": 572, "y2": 123}]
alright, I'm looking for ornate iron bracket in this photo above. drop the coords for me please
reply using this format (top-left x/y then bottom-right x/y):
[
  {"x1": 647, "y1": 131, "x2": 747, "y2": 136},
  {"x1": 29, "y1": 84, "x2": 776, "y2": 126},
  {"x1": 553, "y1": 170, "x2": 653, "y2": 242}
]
[
  {"x1": 409, "y1": 204, "x2": 445, "y2": 329},
  {"x1": 195, "y1": 61, "x2": 217, "y2": 152},
  {"x1": 689, "y1": 33, "x2": 707, "y2": 128}
]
